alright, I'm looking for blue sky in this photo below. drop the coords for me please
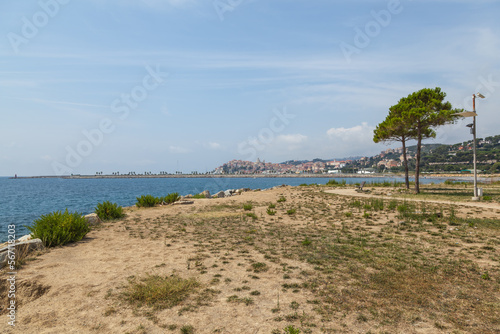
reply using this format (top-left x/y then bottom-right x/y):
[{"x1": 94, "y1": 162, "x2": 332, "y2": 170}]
[{"x1": 1, "y1": 0, "x2": 499, "y2": 176}]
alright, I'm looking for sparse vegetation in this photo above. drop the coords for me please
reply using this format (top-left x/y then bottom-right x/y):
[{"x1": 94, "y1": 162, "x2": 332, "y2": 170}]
[
  {"x1": 251, "y1": 262, "x2": 268, "y2": 273},
  {"x1": 283, "y1": 325, "x2": 301, "y2": 334},
  {"x1": 326, "y1": 179, "x2": 346, "y2": 186},
  {"x1": 180, "y1": 325, "x2": 194, "y2": 334},
  {"x1": 11, "y1": 182, "x2": 500, "y2": 334},
  {"x1": 246, "y1": 212, "x2": 258, "y2": 220},
  {"x1": 301, "y1": 237, "x2": 312, "y2": 246},
  {"x1": 123, "y1": 274, "x2": 200, "y2": 310}
]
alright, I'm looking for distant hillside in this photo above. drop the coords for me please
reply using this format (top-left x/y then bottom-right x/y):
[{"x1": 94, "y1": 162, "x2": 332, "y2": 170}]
[
  {"x1": 214, "y1": 134, "x2": 500, "y2": 175},
  {"x1": 407, "y1": 144, "x2": 442, "y2": 154},
  {"x1": 419, "y1": 134, "x2": 500, "y2": 173},
  {"x1": 280, "y1": 157, "x2": 363, "y2": 166}
]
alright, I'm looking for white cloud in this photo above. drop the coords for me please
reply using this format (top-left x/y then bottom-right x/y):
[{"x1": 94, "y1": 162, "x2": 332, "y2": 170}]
[
  {"x1": 206, "y1": 142, "x2": 221, "y2": 150},
  {"x1": 277, "y1": 134, "x2": 308, "y2": 144},
  {"x1": 324, "y1": 122, "x2": 382, "y2": 157},
  {"x1": 327, "y1": 122, "x2": 374, "y2": 143}
]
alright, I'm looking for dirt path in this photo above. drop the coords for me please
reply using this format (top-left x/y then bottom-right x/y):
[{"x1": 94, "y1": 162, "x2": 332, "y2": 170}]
[{"x1": 324, "y1": 188, "x2": 500, "y2": 211}]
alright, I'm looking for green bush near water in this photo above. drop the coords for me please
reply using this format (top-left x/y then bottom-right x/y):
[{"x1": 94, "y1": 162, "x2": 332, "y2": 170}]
[
  {"x1": 136, "y1": 193, "x2": 181, "y2": 207},
  {"x1": 326, "y1": 179, "x2": 347, "y2": 186},
  {"x1": 26, "y1": 209, "x2": 90, "y2": 247},
  {"x1": 136, "y1": 195, "x2": 160, "y2": 207},
  {"x1": 95, "y1": 201, "x2": 124, "y2": 220},
  {"x1": 162, "y1": 192, "x2": 180, "y2": 204}
]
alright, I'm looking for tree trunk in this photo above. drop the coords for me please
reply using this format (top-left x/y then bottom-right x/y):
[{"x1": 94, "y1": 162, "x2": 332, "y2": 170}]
[
  {"x1": 415, "y1": 129, "x2": 422, "y2": 194},
  {"x1": 401, "y1": 137, "x2": 410, "y2": 190}
]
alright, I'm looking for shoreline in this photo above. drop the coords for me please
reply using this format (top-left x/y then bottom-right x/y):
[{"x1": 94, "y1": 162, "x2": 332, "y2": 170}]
[
  {"x1": 2, "y1": 185, "x2": 498, "y2": 333},
  {"x1": 10, "y1": 174, "x2": 387, "y2": 179},
  {"x1": 7, "y1": 173, "x2": 499, "y2": 180}
]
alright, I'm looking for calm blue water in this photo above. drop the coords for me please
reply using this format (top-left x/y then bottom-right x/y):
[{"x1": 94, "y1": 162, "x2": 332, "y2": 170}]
[{"x1": 0, "y1": 176, "x2": 445, "y2": 242}]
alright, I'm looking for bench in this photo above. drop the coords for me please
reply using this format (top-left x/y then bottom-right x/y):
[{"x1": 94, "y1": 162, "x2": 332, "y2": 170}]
[{"x1": 355, "y1": 181, "x2": 366, "y2": 192}]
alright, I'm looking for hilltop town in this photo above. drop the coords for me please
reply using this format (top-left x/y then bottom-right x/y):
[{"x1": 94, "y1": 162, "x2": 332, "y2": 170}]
[
  {"x1": 213, "y1": 134, "x2": 500, "y2": 175},
  {"x1": 213, "y1": 146, "x2": 405, "y2": 175}
]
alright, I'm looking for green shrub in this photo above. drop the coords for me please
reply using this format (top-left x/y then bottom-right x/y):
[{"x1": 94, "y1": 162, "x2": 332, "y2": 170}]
[
  {"x1": 27, "y1": 209, "x2": 90, "y2": 247},
  {"x1": 326, "y1": 179, "x2": 346, "y2": 186},
  {"x1": 95, "y1": 201, "x2": 124, "y2": 220},
  {"x1": 136, "y1": 195, "x2": 160, "y2": 207},
  {"x1": 368, "y1": 180, "x2": 404, "y2": 187},
  {"x1": 277, "y1": 196, "x2": 287, "y2": 203},
  {"x1": 268, "y1": 203, "x2": 276, "y2": 209},
  {"x1": 267, "y1": 208, "x2": 276, "y2": 215},
  {"x1": 286, "y1": 208, "x2": 296, "y2": 215},
  {"x1": 180, "y1": 325, "x2": 194, "y2": 334},
  {"x1": 397, "y1": 203, "x2": 410, "y2": 215},
  {"x1": 192, "y1": 194, "x2": 206, "y2": 199},
  {"x1": 251, "y1": 262, "x2": 268, "y2": 273},
  {"x1": 162, "y1": 192, "x2": 180, "y2": 204},
  {"x1": 302, "y1": 237, "x2": 312, "y2": 246},
  {"x1": 370, "y1": 198, "x2": 384, "y2": 211},
  {"x1": 388, "y1": 200, "x2": 398, "y2": 210},
  {"x1": 350, "y1": 200, "x2": 362, "y2": 208},
  {"x1": 246, "y1": 213, "x2": 258, "y2": 220},
  {"x1": 284, "y1": 325, "x2": 300, "y2": 334},
  {"x1": 243, "y1": 203, "x2": 253, "y2": 211}
]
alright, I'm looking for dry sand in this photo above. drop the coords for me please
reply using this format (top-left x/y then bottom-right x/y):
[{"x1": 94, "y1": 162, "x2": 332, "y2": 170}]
[{"x1": 1, "y1": 186, "x2": 499, "y2": 334}]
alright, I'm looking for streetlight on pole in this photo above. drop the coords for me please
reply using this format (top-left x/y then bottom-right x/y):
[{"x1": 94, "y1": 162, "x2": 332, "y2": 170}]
[
  {"x1": 472, "y1": 93, "x2": 485, "y2": 200},
  {"x1": 454, "y1": 93, "x2": 485, "y2": 200}
]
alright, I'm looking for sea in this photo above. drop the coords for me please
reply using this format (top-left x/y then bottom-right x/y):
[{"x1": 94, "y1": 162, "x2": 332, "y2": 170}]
[{"x1": 0, "y1": 176, "x2": 447, "y2": 243}]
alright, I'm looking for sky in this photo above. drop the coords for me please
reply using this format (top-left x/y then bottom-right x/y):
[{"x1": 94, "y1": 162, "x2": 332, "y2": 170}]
[{"x1": 0, "y1": 0, "x2": 499, "y2": 176}]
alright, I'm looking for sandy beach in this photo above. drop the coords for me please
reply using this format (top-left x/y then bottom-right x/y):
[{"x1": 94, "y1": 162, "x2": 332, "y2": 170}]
[{"x1": 1, "y1": 185, "x2": 499, "y2": 333}]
